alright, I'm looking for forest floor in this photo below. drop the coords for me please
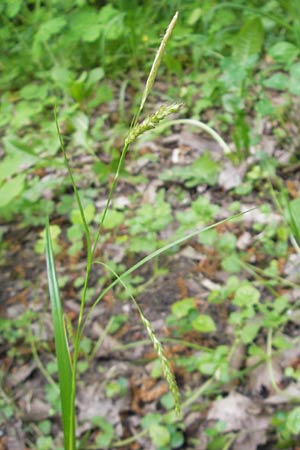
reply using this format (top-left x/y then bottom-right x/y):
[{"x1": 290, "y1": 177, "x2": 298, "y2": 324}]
[{"x1": 1, "y1": 85, "x2": 300, "y2": 450}]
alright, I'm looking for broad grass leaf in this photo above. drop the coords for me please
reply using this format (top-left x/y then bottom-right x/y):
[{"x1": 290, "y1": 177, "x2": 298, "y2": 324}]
[
  {"x1": 45, "y1": 223, "x2": 75, "y2": 449},
  {"x1": 161, "y1": 153, "x2": 220, "y2": 188},
  {"x1": 233, "y1": 17, "x2": 264, "y2": 64},
  {"x1": 286, "y1": 198, "x2": 300, "y2": 242},
  {"x1": 98, "y1": 5, "x2": 125, "y2": 41},
  {"x1": 241, "y1": 323, "x2": 261, "y2": 344}
]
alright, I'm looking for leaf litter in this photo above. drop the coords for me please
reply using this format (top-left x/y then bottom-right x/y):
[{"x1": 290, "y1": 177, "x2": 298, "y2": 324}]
[{"x1": 1, "y1": 87, "x2": 300, "y2": 450}]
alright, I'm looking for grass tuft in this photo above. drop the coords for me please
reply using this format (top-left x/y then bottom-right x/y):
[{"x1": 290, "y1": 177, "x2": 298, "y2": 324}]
[{"x1": 45, "y1": 12, "x2": 246, "y2": 448}]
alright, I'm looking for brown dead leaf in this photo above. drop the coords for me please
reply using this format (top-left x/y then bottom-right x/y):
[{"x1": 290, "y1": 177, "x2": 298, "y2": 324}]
[
  {"x1": 247, "y1": 355, "x2": 283, "y2": 397},
  {"x1": 264, "y1": 381, "x2": 300, "y2": 404},
  {"x1": 208, "y1": 391, "x2": 259, "y2": 431},
  {"x1": 3, "y1": 420, "x2": 24, "y2": 450},
  {"x1": 196, "y1": 254, "x2": 220, "y2": 278},
  {"x1": 131, "y1": 372, "x2": 168, "y2": 413},
  {"x1": 208, "y1": 391, "x2": 269, "y2": 450},
  {"x1": 218, "y1": 162, "x2": 245, "y2": 191},
  {"x1": 227, "y1": 343, "x2": 246, "y2": 388},
  {"x1": 0, "y1": 437, "x2": 7, "y2": 450},
  {"x1": 176, "y1": 276, "x2": 188, "y2": 298},
  {"x1": 279, "y1": 341, "x2": 300, "y2": 369},
  {"x1": 140, "y1": 380, "x2": 168, "y2": 403},
  {"x1": 241, "y1": 205, "x2": 281, "y2": 225},
  {"x1": 286, "y1": 179, "x2": 300, "y2": 199},
  {"x1": 7, "y1": 362, "x2": 36, "y2": 388},
  {"x1": 284, "y1": 254, "x2": 300, "y2": 283},
  {"x1": 22, "y1": 397, "x2": 51, "y2": 422},
  {"x1": 77, "y1": 381, "x2": 129, "y2": 434},
  {"x1": 177, "y1": 131, "x2": 221, "y2": 157},
  {"x1": 236, "y1": 232, "x2": 252, "y2": 250}
]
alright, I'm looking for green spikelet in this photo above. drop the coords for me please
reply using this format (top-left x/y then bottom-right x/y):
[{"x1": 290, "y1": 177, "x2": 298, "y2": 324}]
[{"x1": 125, "y1": 103, "x2": 183, "y2": 146}]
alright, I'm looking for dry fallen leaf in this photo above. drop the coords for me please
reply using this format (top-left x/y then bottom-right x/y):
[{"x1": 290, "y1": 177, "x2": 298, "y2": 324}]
[
  {"x1": 218, "y1": 162, "x2": 244, "y2": 191},
  {"x1": 247, "y1": 355, "x2": 282, "y2": 396},
  {"x1": 22, "y1": 397, "x2": 51, "y2": 422},
  {"x1": 7, "y1": 362, "x2": 36, "y2": 388},
  {"x1": 284, "y1": 254, "x2": 300, "y2": 283},
  {"x1": 208, "y1": 391, "x2": 270, "y2": 450},
  {"x1": 77, "y1": 380, "x2": 130, "y2": 439},
  {"x1": 264, "y1": 381, "x2": 300, "y2": 405},
  {"x1": 4, "y1": 420, "x2": 24, "y2": 450}
]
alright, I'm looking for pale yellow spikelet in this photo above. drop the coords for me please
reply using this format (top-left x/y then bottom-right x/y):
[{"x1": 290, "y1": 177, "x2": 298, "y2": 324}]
[
  {"x1": 139, "y1": 12, "x2": 178, "y2": 113},
  {"x1": 140, "y1": 314, "x2": 181, "y2": 415}
]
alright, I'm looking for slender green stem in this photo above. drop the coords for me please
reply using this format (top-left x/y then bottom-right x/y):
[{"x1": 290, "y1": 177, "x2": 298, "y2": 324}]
[
  {"x1": 91, "y1": 142, "x2": 130, "y2": 258},
  {"x1": 112, "y1": 430, "x2": 148, "y2": 448},
  {"x1": 30, "y1": 338, "x2": 58, "y2": 390},
  {"x1": 241, "y1": 260, "x2": 299, "y2": 290},
  {"x1": 54, "y1": 110, "x2": 92, "y2": 261},
  {"x1": 71, "y1": 145, "x2": 132, "y2": 435},
  {"x1": 88, "y1": 317, "x2": 114, "y2": 361},
  {"x1": 268, "y1": 177, "x2": 300, "y2": 260},
  {"x1": 55, "y1": 110, "x2": 94, "y2": 448},
  {"x1": 146, "y1": 118, "x2": 231, "y2": 154},
  {"x1": 70, "y1": 240, "x2": 97, "y2": 446},
  {"x1": 223, "y1": 434, "x2": 237, "y2": 450},
  {"x1": 182, "y1": 378, "x2": 213, "y2": 410},
  {"x1": 88, "y1": 13, "x2": 179, "y2": 265},
  {"x1": 82, "y1": 430, "x2": 148, "y2": 449},
  {"x1": 266, "y1": 328, "x2": 282, "y2": 395}
]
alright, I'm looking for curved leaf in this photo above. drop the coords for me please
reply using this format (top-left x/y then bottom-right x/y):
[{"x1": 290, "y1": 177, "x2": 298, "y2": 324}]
[{"x1": 45, "y1": 222, "x2": 75, "y2": 449}]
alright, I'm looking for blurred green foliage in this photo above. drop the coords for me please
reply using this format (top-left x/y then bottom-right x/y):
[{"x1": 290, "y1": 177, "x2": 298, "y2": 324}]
[{"x1": 1, "y1": 0, "x2": 299, "y2": 223}]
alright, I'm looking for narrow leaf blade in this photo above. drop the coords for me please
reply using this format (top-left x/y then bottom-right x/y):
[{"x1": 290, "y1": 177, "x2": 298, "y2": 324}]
[{"x1": 45, "y1": 222, "x2": 75, "y2": 449}]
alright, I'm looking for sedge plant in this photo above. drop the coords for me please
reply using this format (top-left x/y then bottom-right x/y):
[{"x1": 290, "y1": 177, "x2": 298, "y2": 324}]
[{"x1": 45, "y1": 12, "x2": 245, "y2": 449}]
